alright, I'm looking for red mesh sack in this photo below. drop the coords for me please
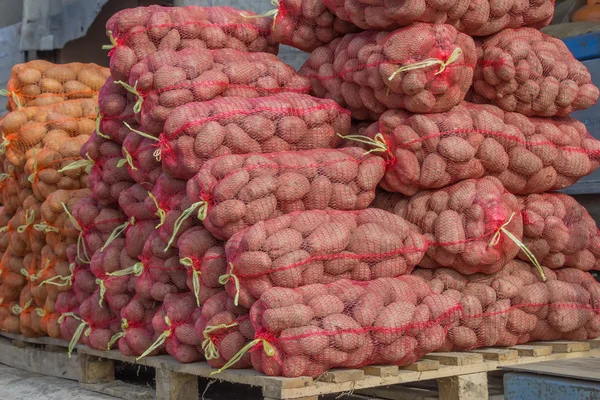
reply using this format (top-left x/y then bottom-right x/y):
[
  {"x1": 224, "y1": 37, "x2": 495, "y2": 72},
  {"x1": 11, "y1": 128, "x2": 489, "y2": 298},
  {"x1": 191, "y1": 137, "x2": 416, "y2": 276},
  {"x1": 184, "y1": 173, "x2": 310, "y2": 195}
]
[
  {"x1": 135, "y1": 231, "x2": 187, "y2": 301},
  {"x1": 186, "y1": 147, "x2": 386, "y2": 240},
  {"x1": 299, "y1": 24, "x2": 477, "y2": 119},
  {"x1": 97, "y1": 77, "x2": 138, "y2": 144},
  {"x1": 0, "y1": 99, "x2": 97, "y2": 170},
  {"x1": 372, "y1": 177, "x2": 526, "y2": 275},
  {"x1": 178, "y1": 226, "x2": 226, "y2": 306},
  {"x1": 123, "y1": 48, "x2": 312, "y2": 136},
  {"x1": 159, "y1": 94, "x2": 351, "y2": 180},
  {"x1": 2, "y1": 60, "x2": 109, "y2": 111},
  {"x1": 520, "y1": 193, "x2": 600, "y2": 271},
  {"x1": 413, "y1": 261, "x2": 600, "y2": 350},
  {"x1": 119, "y1": 184, "x2": 156, "y2": 221},
  {"x1": 140, "y1": 292, "x2": 203, "y2": 363},
  {"x1": 50, "y1": 290, "x2": 79, "y2": 339},
  {"x1": 472, "y1": 28, "x2": 600, "y2": 117},
  {"x1": 70, "y1": 195, "x2": 127, "y2": 264},
  {"x1": 321, "y1": 0, "x2": 554, "y2": 36},
  {"x1": 349, "y1": 102, "x2": 600, "y2": 196},
  {"x1": 105, "y1": 5, "x2": 278, "y2": 82},
  {"x1": 224, "y1": 208, "x2": 429, "y2": 309},
  {"x1": 121, "y1": 131, "x2": 162, "y2": 186},
  {"x1": 85, "y1": 136, "x2": 135, "y2": 205},
  {"x1": 214, "y1": 275, "x2": 461, "y2": 377},
  {"x1": 111, "y1": 295, "x2": 162, "y2": 357},
  {"x1": 270, "y1": 0, "x2": 360, "y2": 52},
  {"x1": 196, "y1": 291, "x2": 253, "y2": 369}
]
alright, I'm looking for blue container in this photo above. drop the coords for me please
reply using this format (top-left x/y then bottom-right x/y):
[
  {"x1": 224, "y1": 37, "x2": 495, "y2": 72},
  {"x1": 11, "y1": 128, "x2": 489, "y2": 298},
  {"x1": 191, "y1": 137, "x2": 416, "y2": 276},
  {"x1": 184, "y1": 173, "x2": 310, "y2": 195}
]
[
  {"x1": 562, "y1": 31, "x2": 600, "y2": 61},
  {"x1": 504, "y1": 372, "x2": 600, "y2": 400}
]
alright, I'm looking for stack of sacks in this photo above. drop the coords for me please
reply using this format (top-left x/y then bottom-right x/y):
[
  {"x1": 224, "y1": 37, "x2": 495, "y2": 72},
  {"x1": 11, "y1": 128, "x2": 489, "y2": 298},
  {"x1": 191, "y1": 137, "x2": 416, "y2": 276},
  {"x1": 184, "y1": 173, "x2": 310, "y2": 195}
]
[
  {"x1": 0, "y1": 61, "x2": 108, "y2": 337},
  {"x1": 200, "y1": 0, "x2": 600, "y2": 379}
]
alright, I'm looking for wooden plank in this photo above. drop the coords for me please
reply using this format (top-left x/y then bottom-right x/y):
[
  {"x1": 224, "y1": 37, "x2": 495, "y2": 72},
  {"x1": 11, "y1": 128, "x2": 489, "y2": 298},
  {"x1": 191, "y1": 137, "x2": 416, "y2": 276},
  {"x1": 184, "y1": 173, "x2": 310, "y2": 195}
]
[
  {"x1": 438, "y1": 372, "x2": 488, "y2": 400},
  {"x1": 320, "y1": 369, "x2": 364, "y2": 383},
  {"x1": 0, "y1": 331, "x2": 69, "y2": 347},
  {"x1": 361, "y1": 365, "x2": 399, "y2": 377},
  {"x1": 80, "y1": 381, "x2": 155, "y2": 400},
  {"x1": 79, "y1": 353, "x2": 115, "y2": 384},
  {"x1": 0, "y1": 335, "x2": 79, "y2": 380},
  {"x1": 424, "y1": 353, "x2": 484, "y2": 366},
  {"x1": 357, "y1": 386, "x2": 439, "y2": 400},
  {"x1": 529, "y1": 341, "x2": 591, "y2": 353},
  {"x1": 155, "y1": 368, "x2": 198, "y2": 400},
  {"x1": 470, "y1": 348, "x2": 518, "y2": 361},
  {"x1": 401, "y1": 359, "x2": 440, "y2": 372},
  {"x1": 588, "y1": 338, "x2": 600, "y2": 349},
  {"x1": 509, "y1": 345, "x2": 553, "y2": 357}
]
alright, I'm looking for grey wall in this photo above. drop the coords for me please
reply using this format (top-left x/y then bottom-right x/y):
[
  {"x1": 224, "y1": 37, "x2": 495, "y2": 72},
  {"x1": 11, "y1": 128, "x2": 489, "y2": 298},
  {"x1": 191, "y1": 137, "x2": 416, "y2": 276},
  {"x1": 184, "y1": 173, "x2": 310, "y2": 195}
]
[{"x1": 0, "y1": 0, "x2": 23, "y2": 28}]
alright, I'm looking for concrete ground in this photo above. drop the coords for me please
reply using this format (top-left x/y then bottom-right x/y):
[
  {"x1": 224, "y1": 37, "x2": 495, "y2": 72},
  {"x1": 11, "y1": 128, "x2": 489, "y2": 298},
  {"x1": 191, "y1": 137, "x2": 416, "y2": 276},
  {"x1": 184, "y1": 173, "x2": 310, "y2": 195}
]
[{"x1": 0, "y1": 363, "x2": 117, "y2": 400}]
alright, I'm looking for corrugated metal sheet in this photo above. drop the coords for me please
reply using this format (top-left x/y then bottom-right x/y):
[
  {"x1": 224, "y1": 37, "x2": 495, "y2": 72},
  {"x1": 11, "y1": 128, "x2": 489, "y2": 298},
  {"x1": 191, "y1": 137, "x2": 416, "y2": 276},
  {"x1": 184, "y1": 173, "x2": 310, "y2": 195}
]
[{"x1": 0, "y1": 22, "x2": 24, "y2": 116}]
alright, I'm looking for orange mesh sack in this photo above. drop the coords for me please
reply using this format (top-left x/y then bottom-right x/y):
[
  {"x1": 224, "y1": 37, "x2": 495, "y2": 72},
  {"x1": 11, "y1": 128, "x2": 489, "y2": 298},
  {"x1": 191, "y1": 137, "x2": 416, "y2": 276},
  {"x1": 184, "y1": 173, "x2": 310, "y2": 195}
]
[
  {"x1": 8, "y1": 201, "x2": 45, "y2": 257},
  {"x1": 472, "y1": 28, "x2": 600, "y2": 117},
  {"x1": 145, "y1": 292, "x2": 204, "y2": 362},
  {"x1": 0, "y1": 250, "x2": 27, "y2": 303},
  {"x1": 372, "y1": 177, "x2": 525, "y2": 275},
  {"x1": 413, "y1": 262, "x2": 600, "y2": 350},
  {"x1": 299, "y1": 24, "x2": 477, "y2": 119},
  {"x1": 123, "y1": 48, "x2": 312, "y2": 136},
  {"x1": 34, "y1": 247, "x2": 74, "y2": 308},
  {"x1": 0, "y1": 165, "x2": 21, "y2": 215},
  {"x1": 159, "y1": 94, "x2": 351, "y2": 180},
  {"x1": 0, "y1": 99, "x2": 98, "y2": 170},
  {"x1": 232, "y1": 275, "x2": 461, "y2": 377},
  {"x1": 270, "y1": 0, "x2": 360, "y2": 52},
  {"x1": 320, "y1": 0, "x2": 555, "y2": 36},
  {"x1": 97, "y1": 77, "x2": 138, "y2": 144},
  {"x1": 349, "y1": 102, "x2": 600, "y2": 196},
  {"x1": 520, "y1": 193, "x2": 600, "y2": 271},
  {"x1": 224, "y1": 208, "x2": 429, "y2": 309},
  {"x1": 105, "y1": 5, "x2": 278, "y2": 82},
  {"x1": 195, "y1": 291, "x2": 253, "y2": 369},
  {"x1": 113, "y1": 295, "x2": 162, "y2": 357},
  {"x1": 186, "y1": 148, "x2": 386, "y2": 240},
  {"x1": 135, "y1": 231, "x2": 187, "y2": 302},
  {"x1": 3, "y1": 61, "x2": 109, "y2": 111},
  {"x1": 178, "y1": 226, "x2": 226, "y2": 307}
]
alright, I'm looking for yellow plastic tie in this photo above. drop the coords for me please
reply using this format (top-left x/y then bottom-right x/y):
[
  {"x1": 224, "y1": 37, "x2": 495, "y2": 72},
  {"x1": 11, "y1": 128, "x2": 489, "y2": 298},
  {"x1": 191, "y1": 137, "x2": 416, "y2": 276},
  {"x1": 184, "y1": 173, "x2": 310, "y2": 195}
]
[
  {"x1": 164, "y1": 201, "x2": 207, "y2": 252},
  {"x1": 61, "y1": 202, "x2": 89, "y2": 263},
  {"x1": 57, "y1": 311, "x2": 81, "y2": 325},
  {"x1": 123, "y1": 121, "x2": 158, "y2": 141},
  {"x1": 0, "y1": 173, "x2": 10, "y2": 183},
  {"x1": 102, "y1": 30, "x2": 119, "y2": 51},
  {"x1": 137, "y1": 316, "x2": 172, "y2": 361},
  {"x1": 0, "y1": 226, "x2": 8, "y2": 233},
  {"x1": 58, "y1": 156, "x2": 94, "y2": 174},
  {"x1": 35, "y1": 308, "x2": 46, "y2": 317},
  {"x1": 241, "y1": 0, "x2": 279, "y2": 29},
  {"x1": 68, "y1": 320, "x2": 88, "y2": 357},
  {"x1": 489, "y1": 212, "x2": 546, "y2": 281},
  {"x1": 0, "y1": 135, "x2": 10, "y2": 154},
  {"x1": 11, "y1": 299, "x2": 33, "y2": 315},
  {"x1": 106, "y1": 262, "x2": 144, "y2": 277},
  {"x1": 338, "y1": 132, "x2": 389, "y2": 155},
  {"x1": 94, "y1": 107, "x2": 110, "y2": 139},
  {"x1": 211, "y1": 338, "x2": 274, "y2": 375},
  {"x1": 34, "y1": 222, "x2": 59, "y2": 233},
  {"x1": 218, "y1": 263, "x2": 241, "y2": 307},
  {"x1": 148, "y1": 192, "x2": 167, "y2": 228},
  {"x1": 27, "y1": 153, "x2": 39, "y2": 183},
  {"x1": 388, "y1": 47, "x2": 463, "y2": 81},
  {"x1": 117, "y1": 147, "x2": 138, "y2": 171},
  {"x1": 202, "y1": 322, "x2": 239, "y2": 360},
  {"x1": 107, "y1": 318, "x2": 129, "y2": 350},
  {"x1": 114, "y1": 81, "x2": 143, "y2": 114},
  {"x1": 96, "y1": 278, "x2": 107, "y2": 307},
  {"x1": 182, "y1": 257, "x2": 202, "y2": 306},
  {"x1": 17, "y1": 209, "x2": 35, "y2": 233},
  {"x1": 101, "y1": 216, "x2": 135, "y2": 252},
  {"x1": 0, "y1": 89, "x2": 22, "y2": 109}
]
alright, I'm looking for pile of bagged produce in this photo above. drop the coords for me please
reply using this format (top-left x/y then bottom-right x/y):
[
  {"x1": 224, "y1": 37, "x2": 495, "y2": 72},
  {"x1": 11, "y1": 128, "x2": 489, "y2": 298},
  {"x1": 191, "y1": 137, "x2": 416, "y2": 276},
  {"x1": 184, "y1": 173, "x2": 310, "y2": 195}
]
[{"x1": 1, "y1": 1, "x2": 600, "y2": 379}]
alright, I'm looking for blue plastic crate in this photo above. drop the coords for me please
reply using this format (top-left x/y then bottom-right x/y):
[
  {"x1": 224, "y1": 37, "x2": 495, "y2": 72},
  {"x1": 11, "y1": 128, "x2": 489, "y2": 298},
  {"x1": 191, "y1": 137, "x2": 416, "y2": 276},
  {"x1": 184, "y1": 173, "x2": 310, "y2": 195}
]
[
  {"x1": 504, "y1": 372, "x2": 600, "y2": 400},
  {"x1": 562, "y1": 31, "x2": 600, "y2": 61}
]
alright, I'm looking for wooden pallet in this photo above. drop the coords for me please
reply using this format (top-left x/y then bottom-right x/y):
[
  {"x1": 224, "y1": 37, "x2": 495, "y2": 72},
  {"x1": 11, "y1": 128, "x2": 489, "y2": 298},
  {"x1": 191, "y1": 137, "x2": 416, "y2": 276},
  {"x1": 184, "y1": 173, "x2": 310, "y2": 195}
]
[{"x1": 1, "y1": 331, "x2": 600, "y2": 400}]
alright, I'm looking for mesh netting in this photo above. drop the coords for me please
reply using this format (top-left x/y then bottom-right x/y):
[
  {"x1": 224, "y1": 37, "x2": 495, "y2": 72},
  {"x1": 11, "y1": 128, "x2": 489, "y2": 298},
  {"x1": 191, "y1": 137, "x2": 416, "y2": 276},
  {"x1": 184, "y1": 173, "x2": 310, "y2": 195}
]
[
  {"x1": 298, "y1": 24, "x2": 477, "y2": 119},
  {"x1": 0, "y1": 249, "x2": 26, "y2": 302},
  {"x1": 118, "y1": 183, "x2": 155, "y2": 221},
  {"x1": 520, "y1": 193, "x2": 600, "y2": 271},
  {"x1": 471, "y1": 28, "x2": 600, "y2": 117},
  {"x1": 122, "y1": 130, "x2": 162, "y2": 186},
  {"x1": 3, "y1": 60, "x2": 109, "y2": 111},
  {"x1": 97, "y1": 77, "x2": 138, "y2": 144},
  {"x1": 178, "y1": 226, "x2": 226, "y2": 306},
  {"x1": 345, "y1": 102, "x2": 600, "y2": 196},
  {"x1": 320, "y1": 0, "x2": 555, "y2": 36},
  {"x1": 186, "y1": 147, "x2": 386, "y2": 240},
  {"x1": 75, "y1": 289, "x2": 121, "y2": 352},
  {"x1": 270, "y1": 0, "x2": 360, "y2": 52},
  {"x1": 105, "y1": 5, "x2": 279, "y2": 82},
  {"x1": 0, "y1": 99, "x2": 98, "y2": 170},
  {"x1": 123, "y1": 47, "x2": 312, "y2": 136},
  {"x1": 8, "y1": 200, "x2": 44, "y2": 257},
  {"x1": 372, "y1": 177, "x2": 525, "y2": 275},
  {"x1": 415, "y1": 261, "x2": 600, "y2": 349},
  {"x1": 0, "y1": 165, "x2": 21, "y2": 215},
  {"x1": 113, "y1": 295, "x2": 162, "y2": 357},
  {"x1": 196, "y1": 291, "x2": 252, "y2": 369},
  {"x1": 159, "y1": 94, "x2": 352, "y2": 180},
  {"x1": 224, "y1": 208, "x2": 429, "y2": 309}
]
